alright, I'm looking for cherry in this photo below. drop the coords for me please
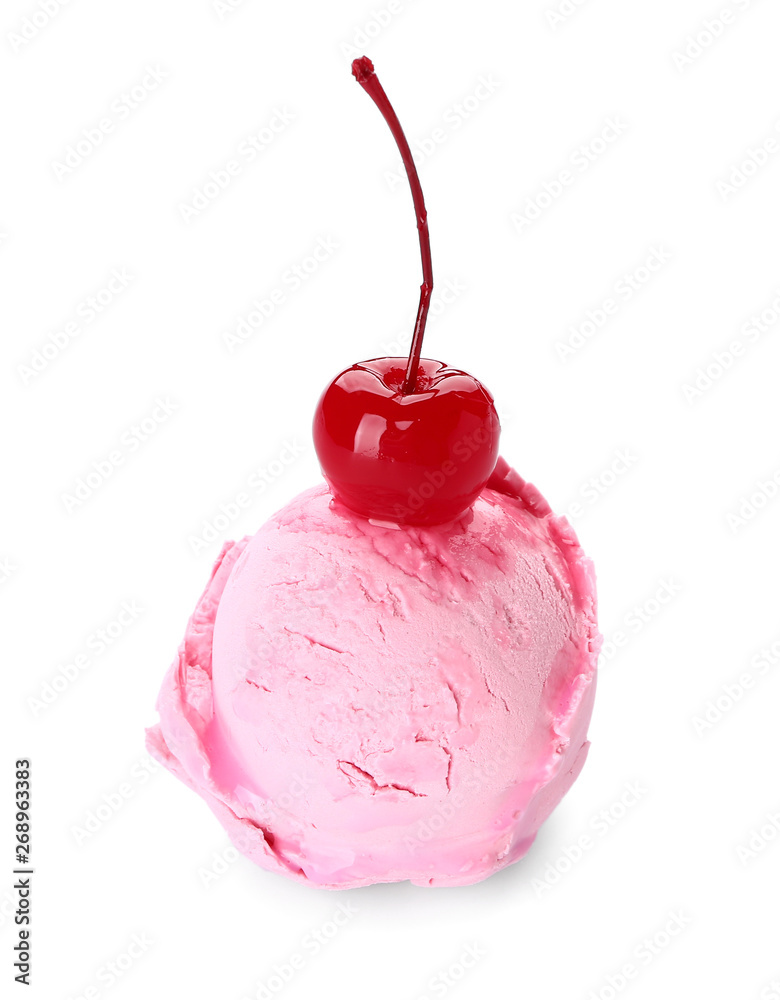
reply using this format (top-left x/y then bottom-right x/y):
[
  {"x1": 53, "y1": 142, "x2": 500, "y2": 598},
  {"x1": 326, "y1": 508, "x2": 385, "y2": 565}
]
[
  {"x1": 315, "y1": 357, "x2": 500, "y2": 525},
  {"x1": 313, "y1": 56, "x2": 500, "y2": 526}
]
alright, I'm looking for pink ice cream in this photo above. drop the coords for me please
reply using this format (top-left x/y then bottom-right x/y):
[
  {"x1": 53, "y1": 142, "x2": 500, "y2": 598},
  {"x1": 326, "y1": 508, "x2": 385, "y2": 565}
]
[{"x1": 146, "y1": 459, "x2": 600, "y2": 888}]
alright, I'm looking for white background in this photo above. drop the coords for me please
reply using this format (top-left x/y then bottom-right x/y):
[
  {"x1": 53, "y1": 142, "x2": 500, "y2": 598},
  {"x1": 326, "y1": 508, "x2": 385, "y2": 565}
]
[{"x1": 4, "y1": 1, "x2": 780, "y2": 998}]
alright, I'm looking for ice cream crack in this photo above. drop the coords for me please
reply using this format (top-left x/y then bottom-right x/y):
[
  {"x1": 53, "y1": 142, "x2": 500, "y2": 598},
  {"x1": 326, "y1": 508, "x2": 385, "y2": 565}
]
[{"x1": 337, "y1": 760, "x2": 426, "y2": 797}]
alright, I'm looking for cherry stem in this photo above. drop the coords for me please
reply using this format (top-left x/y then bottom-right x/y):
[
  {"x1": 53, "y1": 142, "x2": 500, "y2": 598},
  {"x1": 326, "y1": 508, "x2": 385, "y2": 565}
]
[{"x1": 352, "y1": 56, "x2": 433, "y2": 395}]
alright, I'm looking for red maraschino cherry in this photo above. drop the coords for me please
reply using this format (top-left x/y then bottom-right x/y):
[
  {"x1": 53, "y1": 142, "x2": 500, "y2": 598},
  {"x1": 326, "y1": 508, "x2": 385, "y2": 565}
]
[{"x1": 313, "y1": 56, "x2": 500, "y2": 527}]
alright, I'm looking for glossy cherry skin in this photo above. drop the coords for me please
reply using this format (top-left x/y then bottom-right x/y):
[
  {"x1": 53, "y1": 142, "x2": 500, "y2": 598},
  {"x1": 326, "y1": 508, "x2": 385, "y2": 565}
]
[{"x1": 313, "y1": 357, "x2": 501, "y2": 526}]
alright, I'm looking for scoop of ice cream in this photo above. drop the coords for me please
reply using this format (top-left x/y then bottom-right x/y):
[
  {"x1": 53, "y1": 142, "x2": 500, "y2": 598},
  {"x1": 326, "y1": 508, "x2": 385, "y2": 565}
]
[{"x1": 146, "y1": 460, "x2": 600, "y2": 888}]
